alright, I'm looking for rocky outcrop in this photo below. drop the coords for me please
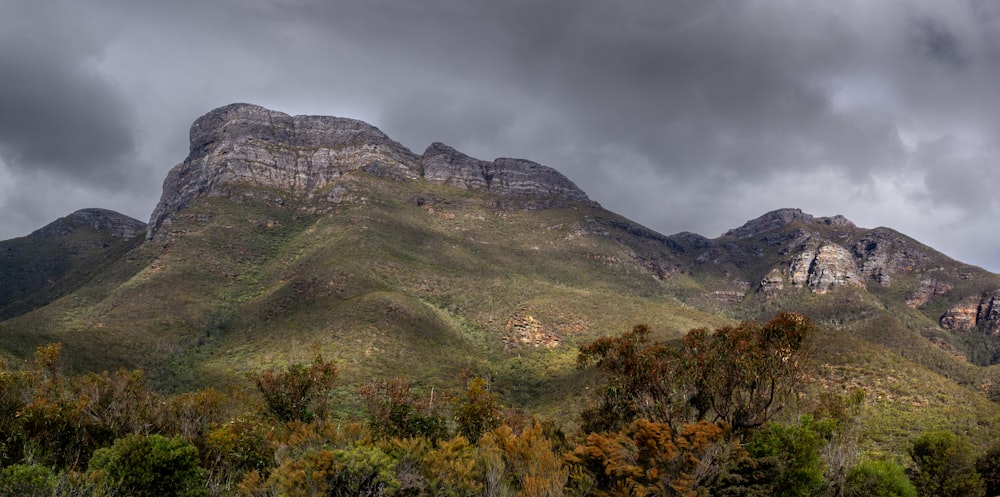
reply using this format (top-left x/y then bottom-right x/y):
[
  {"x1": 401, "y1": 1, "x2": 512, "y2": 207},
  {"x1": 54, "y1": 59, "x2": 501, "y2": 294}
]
[
  {"x1": 787, "y1": 243, "x2": 864, "y2": 294},
  {"x1": 148, "y1": 104, "x2": 420, "y2": 238},
  {"x1": 759, "y1": 269, "x2": 785, "y2": 294},
  {"x1": 725, "y1": 208, "x2": 854, "y2": 239},
  {"x1": 940, "y1": 291, "x2": 1000, "y2": 334},
  {"x1": 906, "y1": 279, "x2": 953, "y2": 307},
  {"x1": 421, "y1": 143, "x2": 491, "y2": 191},
  {"x1": 809, "y1": 244, "x2": 865, "y2": 293},
  {"x1": 979, "y1": 293, "x2": 1000, "y2": 334},
  {"x1": 940, "y1": 303, "x2": 978, "y2": 331},
  {"x1": 421, "y1": 143, "x2": 588, "y2": 200},
  {"x1": 853, "y1": 229, "x2": 930, "y2": 286},
  {"x1": 504, "y1": 311, "x2": 561, "y2": 349},
  {"x1": 148, "y1": 104, "x2": 590, "y2": 239}
]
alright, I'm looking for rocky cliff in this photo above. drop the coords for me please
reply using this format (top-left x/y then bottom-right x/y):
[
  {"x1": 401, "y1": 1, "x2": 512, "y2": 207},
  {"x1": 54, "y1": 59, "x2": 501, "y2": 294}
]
[
  {"x1": 941, "y1": 291, "x2": 1000, "y2": 335},
  {"x1": 148, "y1": 103, "x2": 588, "y2": 239}
]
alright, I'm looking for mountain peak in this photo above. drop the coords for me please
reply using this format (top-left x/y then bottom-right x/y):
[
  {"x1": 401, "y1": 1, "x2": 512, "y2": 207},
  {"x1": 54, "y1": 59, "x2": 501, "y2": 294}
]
[
  {"x1": 34, "y1": 208, "x2": 145, "y2": 239},
  {"x1": 724, "y1": 208, "x2": 854, "y2": 239},
  {"x1": 188, "y1": 103, "x2": 405, "y2": 162},
  {"x1": 421, "y1": 142, "x2": 589, "y2": 201},
  {"x1": 148, "y1": 104, "x2": 591, "y2": 239}
]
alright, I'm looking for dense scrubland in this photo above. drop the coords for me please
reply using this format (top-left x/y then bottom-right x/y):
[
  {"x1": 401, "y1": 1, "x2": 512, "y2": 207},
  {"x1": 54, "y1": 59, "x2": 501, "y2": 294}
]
[{"x1": 2, "y1": 313, "x2": 995, "y2": 497}]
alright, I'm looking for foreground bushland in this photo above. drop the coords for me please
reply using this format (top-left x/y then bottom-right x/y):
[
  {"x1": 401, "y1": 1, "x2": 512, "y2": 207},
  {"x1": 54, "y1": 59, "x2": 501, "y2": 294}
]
[{"x1": 0, "y1": 313, "x2": 993, "y2": 496}]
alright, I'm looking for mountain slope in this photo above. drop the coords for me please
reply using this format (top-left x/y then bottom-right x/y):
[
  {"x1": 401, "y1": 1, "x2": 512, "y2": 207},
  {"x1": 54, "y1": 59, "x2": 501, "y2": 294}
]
[
  {"x1": 0, "y1": 208, "x2": 146, "y2": 321},
  {"x1": 2, "y1": 104, "x2": 999, "y2": 450}
]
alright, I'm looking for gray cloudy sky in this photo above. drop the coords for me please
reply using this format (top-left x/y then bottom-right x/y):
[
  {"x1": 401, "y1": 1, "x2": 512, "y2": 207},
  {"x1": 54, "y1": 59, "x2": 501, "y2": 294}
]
[{"x1": 2, "y1": 0, "x2": 999, "y2": 271}]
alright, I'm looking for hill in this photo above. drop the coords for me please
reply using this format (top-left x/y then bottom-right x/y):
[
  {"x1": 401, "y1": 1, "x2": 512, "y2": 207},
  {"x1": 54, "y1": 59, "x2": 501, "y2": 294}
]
[{"x1": 2, "y1": 103, "x2": 999, "y2": 453}]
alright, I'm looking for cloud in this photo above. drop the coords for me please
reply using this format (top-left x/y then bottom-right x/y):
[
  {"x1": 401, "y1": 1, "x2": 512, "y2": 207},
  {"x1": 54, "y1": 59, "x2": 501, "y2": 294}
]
[
  {"x1": 0, "y1": 0, "x2": 139, "y2": 188},
  {"x1": 1, "y1": 0, "x2": 998, "y2": 270}
]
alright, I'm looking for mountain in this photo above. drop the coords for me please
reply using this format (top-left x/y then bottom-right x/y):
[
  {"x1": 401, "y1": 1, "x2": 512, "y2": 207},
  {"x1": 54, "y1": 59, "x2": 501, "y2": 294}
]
[
  {"x1": 2, "y1": 103, "x2": 1000, "y2": 452},
  {"x1": 0, "y1": 208, "x2": 145, "y2": 321}
]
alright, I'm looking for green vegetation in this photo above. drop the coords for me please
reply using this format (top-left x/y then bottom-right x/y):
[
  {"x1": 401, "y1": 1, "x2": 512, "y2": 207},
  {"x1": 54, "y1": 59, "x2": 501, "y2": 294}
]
[
  {"x1": 908, "y1": 431, "x2": 985, "y2": 497},
  {"x1": 845, "y1": 459, "x2": 917, "y2": 497},
  {"x1": 88, "y1": 434, "x2": 208, "y2": 497},
  {"x1": 3, "y1": 316, "x2": 997, "y2": 496}
]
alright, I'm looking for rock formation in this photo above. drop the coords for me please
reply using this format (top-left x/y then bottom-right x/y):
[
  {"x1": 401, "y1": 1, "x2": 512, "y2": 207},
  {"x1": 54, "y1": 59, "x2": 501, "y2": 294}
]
[
  {"x1": 725, "y1": 208, "x2": 854, "y2": 239},
  {"x1": 941, "y1": 291, "x2": 1000, "y2": 334},
  {"x1": 148, "y1": 103, "x2": 588, "y2": 239},
  {"x1": 906, "y1": 279, "x2": 953, "y2": 307},
  {"x1": 852, "y1": 229, "x2": 930, "y2": 286},
  {"x1": 787, "y1": 243, "x2": 865, "y2": 294}
]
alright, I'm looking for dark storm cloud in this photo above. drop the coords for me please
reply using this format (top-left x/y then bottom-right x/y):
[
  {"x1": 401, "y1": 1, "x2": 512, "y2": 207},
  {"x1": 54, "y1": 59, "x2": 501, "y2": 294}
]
[
  {"x1": 2, "y1": 0, "x2": 998, "y2": 270},
  {"x1": 0, "y1": 0, "x2": 138, "y2": 187}
]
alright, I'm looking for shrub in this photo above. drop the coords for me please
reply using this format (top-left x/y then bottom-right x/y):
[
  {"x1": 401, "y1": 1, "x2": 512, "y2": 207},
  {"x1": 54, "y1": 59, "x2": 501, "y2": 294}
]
[
  {"x1": 480, "y1": 423, "x2": 568, "y2": 497},
  {"x1": 360, "y1": 377, "x2": 449, "y2": 441},
  {"x1": 744, "y1": 417, "x2": 825, "y2": 497},
  {"x1": 976, "y1": 441, "x2": 1000, "y2": 497},
  {"x1": 251, "y1": 352, "x2": 339, "y2": 423},
  {"x1": 0, "y1": 464, "x2": 54, "y2": 497},
  {"x1": 271, "y1": 445, "x2": 399, "y2": 497},
  {"x1": 845, "y1": 458, "x2": 917, "y2": 497},
  {"x1": 567, "y1": 419, "x2": 727, "y2": 496},
  {"x1": 908, "y1": 431, "x2": 984, "y2": 497},
  {"x1": 454, "y1": 377, "x2": 503, "y2": 443},
  {"x1": 88, "y1": 433, "x2": 208, "y2": 497}
]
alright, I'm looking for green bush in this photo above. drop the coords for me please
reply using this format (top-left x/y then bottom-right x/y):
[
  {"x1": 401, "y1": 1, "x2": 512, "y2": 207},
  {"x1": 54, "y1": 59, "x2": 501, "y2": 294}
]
[
  {"x1": 0, "y1": 464, "x2": 54, "y2": 497},
  {"x1": 88, "y1": 433, "x2": 208, "y2": 497},
  {"x1": 454, "y1": 377, "x2": 503, "y2": 443},
  {"x1": 845, "y1": 459, "x2": 917, "y2": 497},
  {"x1": 251, "y1": 352, "x2": 339, "y2": 423},
  {"x1": 745, "y1": 417, "x2": 826, "y2": 497},
  {"x1": 976, "y1": 442, "x2": 1000, "y2": 497},
  {"x1": 271, "y1": 445, "x2": 399, "y2": 497},
  {"x1": 908, "y1": 431, "x2": 984, "y2": 497}
]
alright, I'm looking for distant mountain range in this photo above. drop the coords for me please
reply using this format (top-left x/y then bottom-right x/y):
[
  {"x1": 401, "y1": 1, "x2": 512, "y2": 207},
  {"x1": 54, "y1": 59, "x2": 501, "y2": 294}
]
[{"x1": 3, "y1": 103, "x2": 1000, "y2": 452}]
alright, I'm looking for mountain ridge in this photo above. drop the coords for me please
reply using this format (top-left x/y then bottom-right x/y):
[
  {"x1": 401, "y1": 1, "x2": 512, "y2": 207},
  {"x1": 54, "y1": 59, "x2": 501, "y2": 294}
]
[
  {"x1": 3, "y1": 103, "x2": 1000, "y2": 453},
  {"x1": 148, "y1": 103, "x2": 588, "y2": 240}
]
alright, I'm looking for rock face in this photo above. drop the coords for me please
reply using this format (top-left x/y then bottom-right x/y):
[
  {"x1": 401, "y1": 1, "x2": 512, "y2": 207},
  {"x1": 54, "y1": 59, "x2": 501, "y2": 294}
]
[
  {"x1": 148, "y1": 104, "x2": 588, "y2": 239},
  {"x1": 720, "y1": 209, "x2": 947, "y2": 297},
  {"x1": 906, "y1": 279, "x2": 953, "y2": 307},
  {"x1": 421, "y1": 143, "x2": 588, "y2": 200},
  {"x1": 503, "y1": 311, "x2": 561, "y2": 349},
  {"x1": 852, "y1": 229, "x2": 930, "y2": 286},
  {"x1": 941, "y1": 291, "x2": 1000, "y2": 334},
  {"x1": 788, "y1": 243, "x2": 864, "y2": 294}
]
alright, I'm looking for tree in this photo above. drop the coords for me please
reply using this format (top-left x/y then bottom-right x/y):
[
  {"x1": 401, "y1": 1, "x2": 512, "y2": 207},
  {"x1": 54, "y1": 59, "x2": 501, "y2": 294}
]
[
  {"x1": 88, "y1": 433, "x2": 208, "y2": 497},
  {"x1": 454, "y1": 377, "x2": 503, "y2": 443},
  {"x1": 359, "y1": 377, "x2": 449, "y2": 441},
  {"x1": 577, "y1": 312, "x2": 813, "y2": 436},
  {"x1": 566, "y1": 419, "x2": 727, "y2": 497},
  {"x1": 908, "y1": 431, "x2": 984, "y2": 497},
  {"x1": 676, "y1": 312, "x2": 812, "y2": 436},
  {"x1": 250, "y1": 352, "x2": 339, "y2": 423},
  {"x1": 743, "y1": 417, "x2": 826, "y2": 497},
  {"x1": 577, "y1": 324, "x2": 682, "y2": 432}
]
